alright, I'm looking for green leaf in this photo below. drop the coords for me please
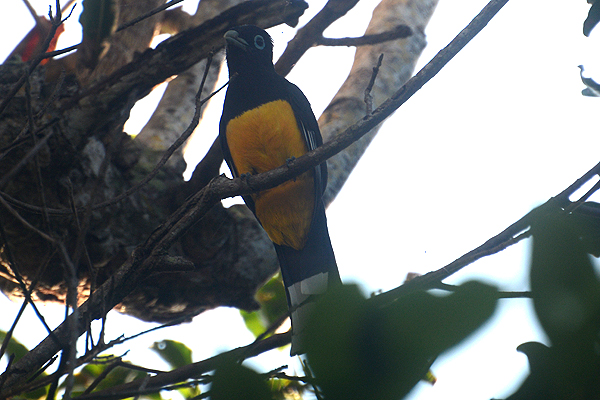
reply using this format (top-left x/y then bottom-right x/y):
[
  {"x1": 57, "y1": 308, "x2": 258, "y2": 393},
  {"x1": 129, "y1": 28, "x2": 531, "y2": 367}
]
[
  {"x1": 176, "y1": 385, "x2": 202, "y2": 399},
  {"x1": 210, "y1": 356, "x2": 272, "y2": 400},
  {"x1": 240, "y1": 274, "x2": 288, "y2": 338},
  {"x1": 529, "y1": 210, "x2": 600, "y2": 345},
  {"x1": 151, "y1": 340, "x2": 193, "y2": 368},
  {"x1": 240, "y1": 310, "x2": 266, "y2": 338},
  {"x1": 0, "y1": 334, "x2": 46, "y2": 398},
  {"x1": 0, "y1": 330, "x2": 30, "y2": 362},
  {"x1": 504, "y1": 340, "x2": 600, "y2": 400},
  {"x1": 572, "y1": 202, "x2": 600, "y2": 255},
  {"x1": 305, "y1": 282, "x2": 497, "y2": 400},
  {"x1": 514, "y1": 209, "x2": 600, "y2": 400},
  {"x1": 584, "y1": 0, "x2": 600, "y2": 36},
  {"x1": 66, "y1": 357, "x2": 148, "y2": 396}
]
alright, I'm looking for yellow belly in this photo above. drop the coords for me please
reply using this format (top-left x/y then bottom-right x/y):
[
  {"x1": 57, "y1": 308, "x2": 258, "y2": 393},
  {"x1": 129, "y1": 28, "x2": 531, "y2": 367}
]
[{"x1": 226, "y1": 100, "x2": 314, "y2": 250}]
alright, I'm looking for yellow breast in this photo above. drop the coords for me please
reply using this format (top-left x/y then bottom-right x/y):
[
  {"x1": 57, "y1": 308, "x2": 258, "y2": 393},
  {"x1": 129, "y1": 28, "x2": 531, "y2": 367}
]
[{"x1": 226, "y1": 100, "x2": 314, "y2": 250}]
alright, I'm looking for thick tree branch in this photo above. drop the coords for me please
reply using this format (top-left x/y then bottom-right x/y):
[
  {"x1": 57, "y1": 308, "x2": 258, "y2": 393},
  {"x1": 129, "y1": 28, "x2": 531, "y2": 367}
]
[{"x1": 62, "y1": 0, "x2": 307, "y2": 110}]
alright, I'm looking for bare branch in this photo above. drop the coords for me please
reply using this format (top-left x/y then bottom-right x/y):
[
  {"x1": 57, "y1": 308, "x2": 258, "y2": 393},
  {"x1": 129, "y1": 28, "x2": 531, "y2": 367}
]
[
  {"x1": 73, "y1": 332, "x2": 290, "y2": 400},
  {"x1": 364, "y1": 54, "x2": 384, "y2": 114},
  {"x1": 275, "y1": 0, "x2": 360, "y2": 76},
  {"x1": 116, "y1": 0, "x2": 185, "y2": 32},
  {"x1": 60, "y1": 0, "x2": 309, "y2": 115},
  {"x1": 0, "y1": 4, "x2": 64, "y2": 117},
  {"x1": 318, "y1": 25, "x2": 412, "y2": 46},
  {"x1": 374, "y1": 159, "x2": 600, "y2": 306}
]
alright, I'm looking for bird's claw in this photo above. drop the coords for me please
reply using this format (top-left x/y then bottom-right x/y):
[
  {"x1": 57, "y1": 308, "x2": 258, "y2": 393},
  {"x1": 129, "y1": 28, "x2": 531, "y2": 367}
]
[
  {"x1": 239, "y1": 172, "x2": 252, "y2": 183},
  {"x1": 286, "y1": 156, "x2": 296, "y2": 167}
]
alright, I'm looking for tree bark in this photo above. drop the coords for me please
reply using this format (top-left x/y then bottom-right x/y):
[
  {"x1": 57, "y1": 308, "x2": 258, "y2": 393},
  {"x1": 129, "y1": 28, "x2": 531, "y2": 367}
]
[{"x1": 322, "y1": 0, "x2": 439, "y2": 206}]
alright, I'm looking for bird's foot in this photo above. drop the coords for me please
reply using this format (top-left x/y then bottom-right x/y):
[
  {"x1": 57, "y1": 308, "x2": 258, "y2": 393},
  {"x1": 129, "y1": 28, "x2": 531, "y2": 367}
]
[
  {"x1": 285, "y1": 156, "x2": 296, "y2": 167},
  {"x1": 239, "y1": 172, "x2": 252, "y2": 183}
]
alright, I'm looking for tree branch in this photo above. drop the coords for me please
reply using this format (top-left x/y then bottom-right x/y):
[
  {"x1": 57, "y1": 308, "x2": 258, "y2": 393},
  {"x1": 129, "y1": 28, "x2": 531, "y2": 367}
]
[
  {"x1": 317, "y1": 25, "x2": 412, "y2": 46},
  {"x1": 116, "y1": 0, "x2": 185, "y2": 32},
  {"x1": 0, "y1": 2, "x2": 64, "y2": 118},
  {"x1": 373, "y1": 159, "x2": 600, "y2": 306},
  {"x1": 274, "y1": 0, "x2": 360, "y2": 76},
  {"x1": 61, "y1": 0, "x2": 308, "y2": 112},
  {"x1": 58, "y1": 332, "x2": 290, "y2": 400}
]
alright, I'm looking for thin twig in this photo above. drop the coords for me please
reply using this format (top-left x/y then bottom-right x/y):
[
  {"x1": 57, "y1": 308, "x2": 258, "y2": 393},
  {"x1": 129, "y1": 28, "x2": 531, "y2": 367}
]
[
  {"x1": 40, "y1": 0, "x2": 200, "y2": 59},
  {"x1": 373, "y1": 159, "x2": 600, "y2": 306},
  {"x1": 318, "y1": 25, "x2": 413, "y2": 47},
  {"x1": 74, "y1": 332, "x2": 291, "y2": 400},
  {"x1": 0, "y1": 251, "x2": 57, "y2": 365},
  {"x1": 41, "y1": 43, "x2": 78, "y2": 59},
  {"x1": 117, "y1": 0, "x2": 185, "y2": 32},
  {"x1": 364, "y1": 54, "x2": 384, "y2": 114},
  {"x1": 88, "y1": 53, "x2": 217, "y2": 210},
  {"x1": 433, "y1": 282, "x2": 532, "y2": 298},
  {"x1": 0, "y1": 1, "x2": 72, "y2": 117},
  {"x1": 252, "y1": 311, "x2": 290, "y2": 344},
  {"x1": 117, "y1": 315, "x2": 193, "y2": 344},
  {"x1": 567, "y1": 177, "x2": 600, "y2": 211},
  {"x1": 302, "y1": 359, "x2": 324, "y2": 400},
  {"x1": 0, "y1": 129, "x2": 55, "y2": 191},
  {"x1": 0, "y1": 118, "x2": 59, "y2": 163},
  {"x1": 0, "y1": 221, "x2": 60, "y2": 341},
  {"x1": 56, "y1": 243, "x2": 80, "y2": 400},
  {"x1": 0, "y1": 300, "x2": 28, "y2": 361},
  {"x1": 25, "y1": 355, "x2": 58, "y2": 383},
  {"x1": 275, "y1": 0, "x2": 361, "y2": 76},
  {"x1": 0, "y1": 194, "x2": 55, "y2": 243}
]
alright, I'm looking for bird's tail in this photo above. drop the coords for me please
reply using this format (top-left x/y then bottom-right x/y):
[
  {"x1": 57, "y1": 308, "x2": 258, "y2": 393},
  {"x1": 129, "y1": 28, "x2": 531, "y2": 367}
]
[{"x1": 274, "y1": 205, "x2": 340, "y2": 355}]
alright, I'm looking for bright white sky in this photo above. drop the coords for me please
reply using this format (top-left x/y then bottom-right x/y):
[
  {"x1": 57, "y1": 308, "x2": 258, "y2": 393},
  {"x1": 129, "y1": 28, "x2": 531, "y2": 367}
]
[{"x1": 2, "y1": 0, "x2": 600, "y2": 399}]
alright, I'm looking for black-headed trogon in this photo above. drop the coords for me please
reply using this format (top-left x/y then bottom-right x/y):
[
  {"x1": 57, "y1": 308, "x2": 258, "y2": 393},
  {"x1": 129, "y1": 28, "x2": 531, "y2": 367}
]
[{"x1": 219, "y1": 25, "x2": 341, "y2": 355}]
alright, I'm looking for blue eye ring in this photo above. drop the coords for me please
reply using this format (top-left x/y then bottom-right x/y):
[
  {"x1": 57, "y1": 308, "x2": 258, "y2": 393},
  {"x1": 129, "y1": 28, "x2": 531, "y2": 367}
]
[{"x1": 254, "y1": 35, "x2": 266, "y2": 50}]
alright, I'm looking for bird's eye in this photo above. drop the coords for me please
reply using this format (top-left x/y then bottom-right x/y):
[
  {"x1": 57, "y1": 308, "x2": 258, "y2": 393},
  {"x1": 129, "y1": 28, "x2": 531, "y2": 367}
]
[{"x1": 254, "y1": 35, "x2": 266, "y2": 50}]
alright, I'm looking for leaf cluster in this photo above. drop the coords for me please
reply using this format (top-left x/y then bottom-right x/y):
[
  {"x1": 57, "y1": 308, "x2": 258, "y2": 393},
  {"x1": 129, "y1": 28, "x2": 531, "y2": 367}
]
[{"x1": 501, "y1": 210, "x2": 600, "y2": 400}]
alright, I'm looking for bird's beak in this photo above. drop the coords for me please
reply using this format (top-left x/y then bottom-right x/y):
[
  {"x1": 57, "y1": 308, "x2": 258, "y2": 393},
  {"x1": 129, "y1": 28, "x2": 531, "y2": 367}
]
[{"x1": 224, "y1": 30, "x2": 249, "y2": 50}]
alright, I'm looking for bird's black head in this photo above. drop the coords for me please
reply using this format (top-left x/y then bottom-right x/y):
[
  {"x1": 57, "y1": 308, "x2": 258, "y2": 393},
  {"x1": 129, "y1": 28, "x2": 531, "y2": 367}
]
[{"x1": 224, "y1": 25, "x2": 274, "y2": 76}]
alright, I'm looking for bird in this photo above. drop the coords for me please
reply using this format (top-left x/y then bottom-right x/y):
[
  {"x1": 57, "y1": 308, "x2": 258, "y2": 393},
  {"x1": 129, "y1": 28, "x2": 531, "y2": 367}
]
[{"x1": 219, "y1": 25, "x2": 341, "y2": 355}]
